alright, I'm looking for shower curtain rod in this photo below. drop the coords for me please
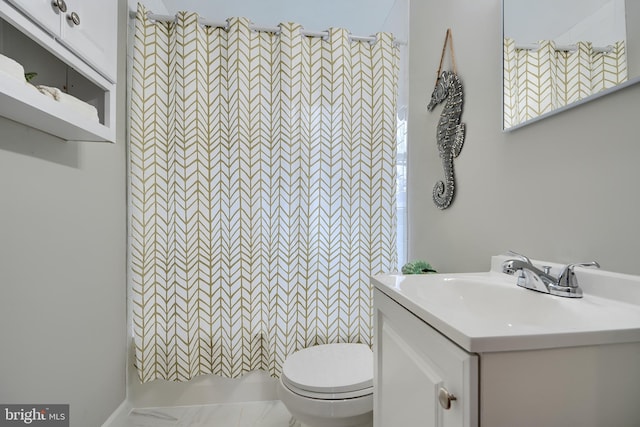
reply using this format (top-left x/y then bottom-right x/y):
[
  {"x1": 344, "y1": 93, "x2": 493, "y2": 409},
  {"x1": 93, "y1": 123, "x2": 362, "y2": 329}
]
[
  {"x1": 515, "y1": 42, "x2": 614, "y2": 54},
  {"x1": 129, "y1": 11, "x2": 407, "y2": 46}
]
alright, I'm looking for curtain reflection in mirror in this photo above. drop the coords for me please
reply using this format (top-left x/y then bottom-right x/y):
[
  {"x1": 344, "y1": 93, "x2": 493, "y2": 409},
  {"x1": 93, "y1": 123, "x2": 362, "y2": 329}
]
[{"x1": 503, "y1": 38, "x2": 627, "y2": 128}]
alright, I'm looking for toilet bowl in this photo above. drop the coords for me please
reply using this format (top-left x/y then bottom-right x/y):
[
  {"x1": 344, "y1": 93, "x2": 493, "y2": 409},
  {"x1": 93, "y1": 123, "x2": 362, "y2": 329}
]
[{"x1": 277, "y1": 343, "x2": 373, "y2": 427}]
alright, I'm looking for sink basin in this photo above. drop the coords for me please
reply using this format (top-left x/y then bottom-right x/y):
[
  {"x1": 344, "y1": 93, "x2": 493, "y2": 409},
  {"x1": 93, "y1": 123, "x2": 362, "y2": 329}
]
[{"x1": 371, "y1": 255, "x2": 640, "y2": 353}]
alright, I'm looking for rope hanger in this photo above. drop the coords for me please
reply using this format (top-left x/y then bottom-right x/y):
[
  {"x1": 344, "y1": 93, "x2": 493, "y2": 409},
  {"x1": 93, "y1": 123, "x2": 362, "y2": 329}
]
[{"x1": 436, "y1": 28, "x2": 457, "y2": 84}]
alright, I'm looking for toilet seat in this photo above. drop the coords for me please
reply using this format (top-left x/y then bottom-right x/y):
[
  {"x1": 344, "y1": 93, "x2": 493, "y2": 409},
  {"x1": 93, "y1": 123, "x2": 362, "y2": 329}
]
[{"x1": 280, "y1": 343, "x2": 373, "y2": 400}]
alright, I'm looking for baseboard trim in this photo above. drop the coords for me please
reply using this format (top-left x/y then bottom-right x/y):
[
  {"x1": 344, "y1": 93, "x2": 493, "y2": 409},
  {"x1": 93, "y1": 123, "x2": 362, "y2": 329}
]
[{"x1": 101, "y1": 399, "x2": 132, "y2": 427}]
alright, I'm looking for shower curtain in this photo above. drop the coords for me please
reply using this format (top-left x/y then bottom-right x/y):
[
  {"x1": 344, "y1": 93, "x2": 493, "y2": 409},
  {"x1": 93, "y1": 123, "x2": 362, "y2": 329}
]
[
  {"x1": 129, "y1": 5, "x2": 399, "y2": 382},
  {"x1": 503, "y1": 38, "x2": 627, "y2": 127}
]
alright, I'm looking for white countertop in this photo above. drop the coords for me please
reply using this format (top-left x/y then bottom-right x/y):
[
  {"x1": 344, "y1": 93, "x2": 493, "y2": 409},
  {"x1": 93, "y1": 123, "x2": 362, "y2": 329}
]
[{"x1": 372, "y1": 257, "x2": 640, "y2": 353}]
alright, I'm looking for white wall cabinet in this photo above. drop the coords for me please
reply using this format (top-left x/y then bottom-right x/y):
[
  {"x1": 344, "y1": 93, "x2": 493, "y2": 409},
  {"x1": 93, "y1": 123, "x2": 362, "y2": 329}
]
[
  {"x1": 374, "y1": 289, "x2": 478, "y2": 427},
  {"x1": 6, "y1": 0, "x2": 117, "y2": 82},
  {"x1": 0, "y1": 0, "x2": 117, "y2": 142}
]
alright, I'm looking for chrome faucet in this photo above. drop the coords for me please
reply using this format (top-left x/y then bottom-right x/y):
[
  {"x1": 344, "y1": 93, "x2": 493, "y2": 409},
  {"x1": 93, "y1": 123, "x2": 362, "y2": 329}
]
[{"x1": 502, "y1": 251, "x2": 600, "y2": 298}]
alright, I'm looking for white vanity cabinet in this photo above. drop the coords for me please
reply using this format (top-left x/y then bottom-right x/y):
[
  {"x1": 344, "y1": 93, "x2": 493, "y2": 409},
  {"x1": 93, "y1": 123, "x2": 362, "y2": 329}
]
[
  {"x1": 0, "y1": 0, "x2": 117, "y2": 142},
  {"x1": 372, "y1": 266, "x2": 640, "y2": 427},
  {"x1": 374, "y1": 288, "x2": 478, "y2": 427},
  {"x1": 6, "y1": 0, "x2": 117, "y2": 81}
]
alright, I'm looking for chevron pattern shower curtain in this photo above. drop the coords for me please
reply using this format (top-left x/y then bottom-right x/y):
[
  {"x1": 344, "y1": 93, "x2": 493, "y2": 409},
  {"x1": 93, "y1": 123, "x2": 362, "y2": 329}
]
[
  {"x1": 503, "y1": 38, "x2": 627, "y2": 128},
  {"x1": 129, "y1": 5, "x2": 398, "y2": 382}
]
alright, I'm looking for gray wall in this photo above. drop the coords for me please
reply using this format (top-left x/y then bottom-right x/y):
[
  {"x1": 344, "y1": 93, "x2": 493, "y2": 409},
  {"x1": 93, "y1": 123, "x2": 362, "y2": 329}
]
[
  {"x1": 409, "y1": 0, "x2": 640, "y2": 275},
  {"x1": 0, "y1": 1, "x2": 128, "y2": 425},
  {"x1": 628, "y1": 0, "x2": 640, "y2": 77}
]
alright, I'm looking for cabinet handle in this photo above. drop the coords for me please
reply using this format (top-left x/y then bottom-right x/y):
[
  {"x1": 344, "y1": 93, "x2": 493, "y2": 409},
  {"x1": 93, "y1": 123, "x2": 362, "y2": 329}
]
[
  {"x1": 438, "y1": 387, "x2": 457, "y2": 410},
  {"x1": 67, "y1": 11, "x2": 80, "y2": 26},
  {"x1": 52, "y1": 0, "x2": 67, "y2": 13}
]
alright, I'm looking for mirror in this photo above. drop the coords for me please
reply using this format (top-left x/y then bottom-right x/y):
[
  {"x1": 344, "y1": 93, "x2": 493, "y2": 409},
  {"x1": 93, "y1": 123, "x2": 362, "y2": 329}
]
[{"x1": 503, "y1": 0, "x2": 640, "y2": 130}]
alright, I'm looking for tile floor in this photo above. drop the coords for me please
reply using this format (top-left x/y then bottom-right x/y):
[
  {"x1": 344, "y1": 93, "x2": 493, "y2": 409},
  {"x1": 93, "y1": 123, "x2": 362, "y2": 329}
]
[{"x1": 111, "y1": 400, "x2": 297, "y2": 427}]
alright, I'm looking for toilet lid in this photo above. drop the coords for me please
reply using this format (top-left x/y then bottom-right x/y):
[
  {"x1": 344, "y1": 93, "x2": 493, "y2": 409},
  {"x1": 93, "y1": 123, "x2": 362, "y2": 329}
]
[{"x1": 281, "y1": 343, "x2": 373, "y2": 394}]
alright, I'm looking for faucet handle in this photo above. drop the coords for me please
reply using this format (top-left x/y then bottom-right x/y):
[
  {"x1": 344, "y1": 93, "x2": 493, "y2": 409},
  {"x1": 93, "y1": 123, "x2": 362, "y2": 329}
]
[{"x1": 557, "y1": 261, "x2": 600, "y2": 288}]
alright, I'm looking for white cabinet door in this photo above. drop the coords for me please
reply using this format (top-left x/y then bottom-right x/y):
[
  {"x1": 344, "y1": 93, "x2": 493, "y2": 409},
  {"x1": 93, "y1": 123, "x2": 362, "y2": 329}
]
[
  {"x1": 5, "y1": 0, "x2": 61, "y2": 36},
  {"x1": 59, "y1": 0, "x2": 116, "y2": 81},
  {"x1": 374, "y1": 289, "x2": 478, "y2": 427}
]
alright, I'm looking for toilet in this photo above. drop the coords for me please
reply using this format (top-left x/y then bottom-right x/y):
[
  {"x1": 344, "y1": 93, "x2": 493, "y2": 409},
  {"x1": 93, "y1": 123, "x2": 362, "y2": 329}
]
[{"x1": 277, "y1": 343, "x2": 374, "y2": 427}]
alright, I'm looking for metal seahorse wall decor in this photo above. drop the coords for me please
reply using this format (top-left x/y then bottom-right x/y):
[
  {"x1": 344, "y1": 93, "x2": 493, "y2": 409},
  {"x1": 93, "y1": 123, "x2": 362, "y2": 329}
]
[{"x1": 427, "y1": 70, "x2": 465, "y2": 210}]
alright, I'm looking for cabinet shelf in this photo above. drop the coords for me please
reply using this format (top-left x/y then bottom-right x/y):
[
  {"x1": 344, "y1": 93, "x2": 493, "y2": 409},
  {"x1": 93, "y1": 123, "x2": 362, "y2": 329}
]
[{"x1": 0, "y1": 77, "x2": 114, "y2": 141}]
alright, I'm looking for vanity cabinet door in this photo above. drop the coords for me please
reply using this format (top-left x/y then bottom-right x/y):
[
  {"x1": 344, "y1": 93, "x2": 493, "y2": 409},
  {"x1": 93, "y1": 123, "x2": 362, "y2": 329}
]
[{"x1": 374, "y1": 289, "x2": 478, "y2": 427}]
